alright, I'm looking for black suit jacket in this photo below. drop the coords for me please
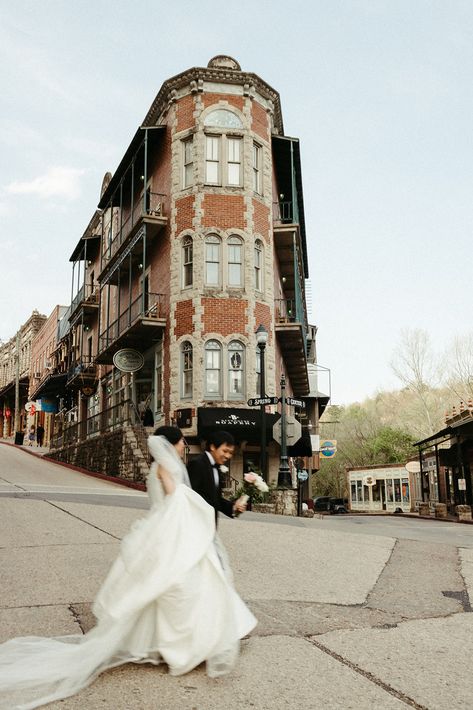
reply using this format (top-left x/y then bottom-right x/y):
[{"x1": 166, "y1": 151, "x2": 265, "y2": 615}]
[{"x1": 187, "y1": 453, "x2": 234, "y2": 525}]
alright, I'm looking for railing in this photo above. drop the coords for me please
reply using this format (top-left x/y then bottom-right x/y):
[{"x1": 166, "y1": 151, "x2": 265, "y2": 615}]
[
  {"x1": 275, "y1": 298, "x2": 297, "y2": 323},
  {"x1": 99, "y1": 292, "x2": 167, "y2": 354},
  {"x1": 50, "y1": 399, "x2": 142, "y2": 449},
  {"x1": 273, "y1": 201, "x2": 295, "y2": 224},
  {"x1": 70, "y1": 283, "x2": 99, "y2": 315},
  {"x1": 103, "y1": 191, "x2": 166, "y2": 263},
  {"x1": 66, "y1": 355, "x2": 97, "y2": 384}
]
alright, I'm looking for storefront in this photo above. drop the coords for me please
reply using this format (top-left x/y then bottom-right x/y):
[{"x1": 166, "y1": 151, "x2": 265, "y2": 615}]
[{"x1": 348, "y1": 465, "x2": 413, "y2": 513}]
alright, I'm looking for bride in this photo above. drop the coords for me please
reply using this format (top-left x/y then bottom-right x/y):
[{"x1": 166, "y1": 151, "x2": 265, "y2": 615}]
[{"x1": 0, "y1": 426, "x2": 257, "y2": 709}]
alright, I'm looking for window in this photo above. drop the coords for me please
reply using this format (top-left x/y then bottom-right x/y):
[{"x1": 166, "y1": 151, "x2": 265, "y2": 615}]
[
  {"x1": 155, "y1": 343, "x2": 162, "y2": 414},
  {"x1": 181, "y1": 341, "x2": 193, "y2": 398},
  {"x1": 253, "y1": 143, "x2": 262, "y2": 194},
  {"x1": 205, "y1": 340, "x2": 222, "y2": 397},
  {"x1": 183, "y1": 137, "x2": 193, "y2": 188},
  {"x1": 228, "y1": 341, "x2": 245, "y2": 399},
  {"x1": 182, "y1": 237, "x2": 193, "y2": 287},
  {"x1": 228, "y1": 236, "x2": 243, "y2": 287},
  {"x1": 254, "y1": 239, "x2": 263, "y2": 291},
  {"x1": 205, "y1": 136, "x2": 220, "y2": 184},
  {"x1": 227, "y1": 137, "x2": 242, "y2": 186},
  {"x1": 205, "y1": 235, "x2": 221, "y2": 286},
  {"x1": 205, "y1": 132, "x2": 242, "y2": 187},
  {"x1": 204, "y1": 109, "x2": 243, "y2": 129}
]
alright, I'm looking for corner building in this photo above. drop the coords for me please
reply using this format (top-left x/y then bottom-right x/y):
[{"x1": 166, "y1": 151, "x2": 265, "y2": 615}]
[{"x1": 52, "y1": 56, "x2": 325, "y2": 486}]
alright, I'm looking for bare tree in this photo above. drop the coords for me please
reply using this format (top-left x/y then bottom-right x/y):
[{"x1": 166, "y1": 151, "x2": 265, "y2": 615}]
[
  {"x1": 390, "y1": 328, "x2": 440, "y2": 436},
  {"x1": 444, "y1": 333, "x2": 473, "y2": 403}
]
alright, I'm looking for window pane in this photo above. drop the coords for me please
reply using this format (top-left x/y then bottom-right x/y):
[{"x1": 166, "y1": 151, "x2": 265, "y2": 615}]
[
  {"x1": 206, "y1": 372, "x2": 220, "y2": 393},
  {"x1": 206, "y1": 162, "x2": 219, "y2": 183},
  {"x1": 228, "y1": 263, "x2": 242, "y2": 286},
  {"x1": 228, "y1": 138, "x2": 240, "y2": 162},
  {"x1": 227, "y1": 163, "x2": 240, "y2": 186},
  {"x1": 206, "y1": 137, "x2": 219, "y2": 159},
  {"x1": 184, "y1": 163, "x2": 193, "y2": 188},
  {"x1": 206, "y1": 262, "x2": 219, "y2": 285}
]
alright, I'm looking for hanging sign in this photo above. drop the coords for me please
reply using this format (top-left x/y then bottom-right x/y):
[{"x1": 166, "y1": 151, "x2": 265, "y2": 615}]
[
  {"x1": 363, "y1": 474, "x2": 376, "y2": 486},
  {"x1": 320, "y1": 440, "x2": 337, "y2": 458},
  {"x1": 113, "y1": 349, "x2": 145, "y2": 373}
]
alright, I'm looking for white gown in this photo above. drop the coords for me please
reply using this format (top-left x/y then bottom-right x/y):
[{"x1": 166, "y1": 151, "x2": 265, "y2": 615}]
[{"x1": 0, "y1": 436, "x2": 257, "y2": 709}]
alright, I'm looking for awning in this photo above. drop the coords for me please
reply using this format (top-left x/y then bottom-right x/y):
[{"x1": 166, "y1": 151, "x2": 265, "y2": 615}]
[
  {"x1": 197, "y1": 407, "x2": 279, "y2": 444},
  {"x1": 0, "y1": 377, "x2": 29, "y2": 401},
  {"x1": 29, "y1": 373, "x2": 68, "y2": 401}
]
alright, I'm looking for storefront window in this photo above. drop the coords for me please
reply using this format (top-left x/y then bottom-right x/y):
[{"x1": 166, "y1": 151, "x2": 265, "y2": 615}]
[
  {"x1": 386, "y1": 479, "x2": 394, "y2": 502},
  {"x1": 394, "y1": 479, "x2": 401, "y2": 503},
  {"x1": 351, "y1": 482, "x2": 357, "y2": 502},
  {"x1": 402, "y1": 478, "x2": 410, "y2": 503},
  {"x1": 372, "y1": 482, "x2": 381, "y2": 501},
  {"x1": 356, "y1": 479, "x2": 363, "y2": 502}
]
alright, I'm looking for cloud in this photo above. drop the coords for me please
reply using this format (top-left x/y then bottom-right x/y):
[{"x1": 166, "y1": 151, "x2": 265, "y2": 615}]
[{"x1": 5, "y1": 166, "x2": 85, "y2": 200}]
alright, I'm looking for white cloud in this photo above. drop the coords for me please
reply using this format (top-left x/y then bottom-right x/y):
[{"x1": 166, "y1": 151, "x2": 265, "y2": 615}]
[{"x1": 5, "y1": 166, "x2": 85, "y2": 200}]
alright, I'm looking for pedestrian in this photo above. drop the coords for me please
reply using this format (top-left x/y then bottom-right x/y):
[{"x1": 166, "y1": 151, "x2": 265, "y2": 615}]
[
  {"x1": 187, "y1": 430, "x2": 248, "y2": 525},
  {"x1": 36, "y1": 424, "x2": 45, "y2": 447},
  {"x1": 0, "y1": 425, "x2": 256, "y2": 709},
  {"x1": 27, "y1": 426, "x2": 35, "y2": 446}
]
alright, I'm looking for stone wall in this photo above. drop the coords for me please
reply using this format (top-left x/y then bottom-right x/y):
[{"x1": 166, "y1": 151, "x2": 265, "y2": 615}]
[{"x1": 48, "y1": 426, "x2": 149, "y2": 483}]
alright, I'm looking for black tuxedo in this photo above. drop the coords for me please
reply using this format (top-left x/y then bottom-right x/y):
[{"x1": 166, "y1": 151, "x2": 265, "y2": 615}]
[{"x1": 187, "y1": 453, "x2": 234, "y2": 525}]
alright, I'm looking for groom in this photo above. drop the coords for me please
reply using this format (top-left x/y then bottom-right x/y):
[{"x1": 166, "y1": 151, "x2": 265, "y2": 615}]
[{"x1": 187, "y1": 430, "x2": 247, "y2": 525}]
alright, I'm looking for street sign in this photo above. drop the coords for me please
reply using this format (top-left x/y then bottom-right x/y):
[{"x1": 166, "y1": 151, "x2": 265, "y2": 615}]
[
  {"x1": 320, "y1": 440, "x2": 337, "y2": 458},
  {"x1": 286, "y1": 397, "x2": 306, "y2": 409},
  {"x1": 297, "y1": 469, "x2": 309, "y2": 482},
  {"x1": 272, "y1": 415, "x2": 302, "y2": 445},
  {"x1": 458, "y1": 478, "x2": 467, "y2": 491},
  {"x1": 247, "y1": 396, "x2": 279, "y2": 407}
]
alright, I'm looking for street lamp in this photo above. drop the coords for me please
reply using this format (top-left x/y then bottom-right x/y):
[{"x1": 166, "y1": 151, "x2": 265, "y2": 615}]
[
  {"x1": 277, "y1": 373, "x2": 292, "y2": 487},
  {"x1": 256, "y1": 324, "x2": 268, "y2": 481}
]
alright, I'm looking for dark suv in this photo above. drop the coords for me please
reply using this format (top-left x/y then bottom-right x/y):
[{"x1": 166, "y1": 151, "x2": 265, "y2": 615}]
[{"x1": 312, "y1": 497, "x2": 349, "y2": 514}]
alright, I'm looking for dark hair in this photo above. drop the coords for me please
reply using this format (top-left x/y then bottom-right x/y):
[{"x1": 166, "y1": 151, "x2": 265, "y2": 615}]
[
  {"x1": 206, "y1": 430, "x2": 235, "y2": 450},
  {"x1": 153, "y1": 425, "x2": 183, "y2": 445}
]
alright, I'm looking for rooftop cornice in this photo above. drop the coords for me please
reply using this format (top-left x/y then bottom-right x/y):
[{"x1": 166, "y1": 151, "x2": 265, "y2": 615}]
[{"x1": 142, "y1": 65, "x2": 284, "y2": 135}]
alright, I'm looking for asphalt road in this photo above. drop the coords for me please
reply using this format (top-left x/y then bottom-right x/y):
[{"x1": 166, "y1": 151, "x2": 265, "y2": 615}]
[{"x1": 2, "y1": 442, "x2": 473, "y2": 709}]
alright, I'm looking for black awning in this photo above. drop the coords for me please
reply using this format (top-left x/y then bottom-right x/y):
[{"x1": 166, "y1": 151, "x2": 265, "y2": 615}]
[
  {"x1": 29, "y1": 373, "x2": 68, "y2": 401},
  {"x1": 197, "y1": 407, "x2": 279, "y2": 444},
  {"x1": 0, "y1": 376, "x2": 29, "y2": 401}
]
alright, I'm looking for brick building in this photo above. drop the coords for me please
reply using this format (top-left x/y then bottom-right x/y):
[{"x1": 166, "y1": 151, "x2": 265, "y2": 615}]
[
  {"x1": 48, "y1": 55, "x2": 328, "y2": 486},
  {"x1": 0, "y1": 311, "x2": 46, "y2": 438}
]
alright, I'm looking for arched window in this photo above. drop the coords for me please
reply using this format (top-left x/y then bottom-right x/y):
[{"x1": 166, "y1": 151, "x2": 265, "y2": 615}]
[
  {"x1": 204, "y1": 109, "x2": 243, "y2": 129},
  {"x1": 205, "y1": 235, "x2": 221, "y2": 286},
  {"x1": 228, "y1": 236, "x2": 243, "y2": 287},
  {"x1": 182, "y1": 236, "x2": 193, "y2": 288},
  {"x1": 228, "y1": 341, "x2": 245, "y2": 399},
  {"x1": 205, "y1": 340, "x2": 222, "y2": 398},
  {"x1": 180, "y1": 341, "x2": 193, "y2": 399},
  {"x1": 254, "y1": 239, "x2": 263, "y2": 291}
]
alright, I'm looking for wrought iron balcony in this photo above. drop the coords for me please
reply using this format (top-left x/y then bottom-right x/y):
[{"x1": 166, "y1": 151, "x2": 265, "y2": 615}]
[
  {"x1": 69, "y1": 284, "x2": 99, "y2": 325},
  {"x1": 67, "y1": 356, "x2": 97, "y2": 388},
  {"x1": 100, "y1": 191, "x2": 167, "y2": 283},
  {"x1": 96, "y1": 292, "x2": 168, "y2": 364},
  {"x1": 274, "y1": 298, "x2": 309, "y2": 396}
]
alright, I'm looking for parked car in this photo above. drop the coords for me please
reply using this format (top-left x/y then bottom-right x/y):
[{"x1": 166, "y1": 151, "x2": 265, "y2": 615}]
[
  {"x1": 312, "y1": 496, "x2": 331, "y2": 512},
  {"x1": 328, "y1": 498, "x2": 348, "y2": 514}
]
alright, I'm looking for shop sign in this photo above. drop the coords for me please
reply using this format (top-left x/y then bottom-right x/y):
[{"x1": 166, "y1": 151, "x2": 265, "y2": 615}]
[
  {"x1": 39, "y1": 399, "x2": 57, "y2": 413},
  {"x1": 320, "y1": 440, "x2": 337, "y2": 458},
  {"x1": 113, "y1": 349, "x2": 145, "y2": 373},
  {"x1": 363, "y1": 475, "x2": 376, "y2": 486}
]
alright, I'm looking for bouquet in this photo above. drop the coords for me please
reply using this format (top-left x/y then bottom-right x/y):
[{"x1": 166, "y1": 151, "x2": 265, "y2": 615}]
[{"x1": 238, "y1": 471, "x2": 269, "y2": 506}]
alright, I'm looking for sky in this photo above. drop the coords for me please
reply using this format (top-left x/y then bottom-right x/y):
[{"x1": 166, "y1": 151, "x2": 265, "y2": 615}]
[{"x1": 1, "y1": 0, "x2": 472, "y2": 405}]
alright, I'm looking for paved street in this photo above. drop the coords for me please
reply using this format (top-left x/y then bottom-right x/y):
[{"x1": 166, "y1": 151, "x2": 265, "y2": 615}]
[{"x1": 1, "y1": 443, "x2": 473, "y2": 709}]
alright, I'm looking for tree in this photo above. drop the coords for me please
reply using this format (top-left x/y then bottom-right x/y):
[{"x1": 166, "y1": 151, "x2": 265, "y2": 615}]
[{"x1": 444, "y1": 333, "x2": 473, "y2": 404}]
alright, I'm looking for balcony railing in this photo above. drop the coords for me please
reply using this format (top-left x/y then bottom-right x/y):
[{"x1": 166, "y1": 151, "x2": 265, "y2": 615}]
[
  {"x1": 66, "y1": 356, "x2": 97, "y2": 386},
  {"x1": 275, "y1": 298, "x2": 298, "y2": 323},
  {"x1": 70, "y1": 283, "x2": 99, "y2": 317},
  {"x1": 98, "y1": 292, "x2": 167, "y2": 356},
  {"x1": 103, "y1": 191, "x2": 166, "y2": 264},
  {"x1": 273, "y1": 200, "x2": 296, "y2": 225}
]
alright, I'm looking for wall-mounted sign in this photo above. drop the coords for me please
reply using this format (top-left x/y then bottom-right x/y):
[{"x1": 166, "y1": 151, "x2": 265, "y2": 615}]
[
  {"x1": 405, "y1": 460, "x2": 421, "y2": 474},
  {"x1": 458, "y1": 478, "x2": 467, "y2": 491},
  {"x1": 320, "y1": 440, "x2": 337, "y2": 458},
  {"x1": 113, "y1": 349, "x2": 145, "y2": 373},
  {"x1": 363, "y1": 475, "x2": 376, "y2": 486}
]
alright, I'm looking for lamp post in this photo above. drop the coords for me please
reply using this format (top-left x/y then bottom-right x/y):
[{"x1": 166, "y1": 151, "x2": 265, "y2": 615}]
[
  {"x1": 256, "y1": 324, "x2": 268, "y2": 482},
  {"x1": 277, "y1": 373, "x2": 292, "y2": 487}
]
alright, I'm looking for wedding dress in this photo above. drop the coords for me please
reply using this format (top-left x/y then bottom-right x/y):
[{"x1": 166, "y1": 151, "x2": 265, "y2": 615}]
[{"x1": 0, "y1": 436, "x2": 257, "y2": 709}]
